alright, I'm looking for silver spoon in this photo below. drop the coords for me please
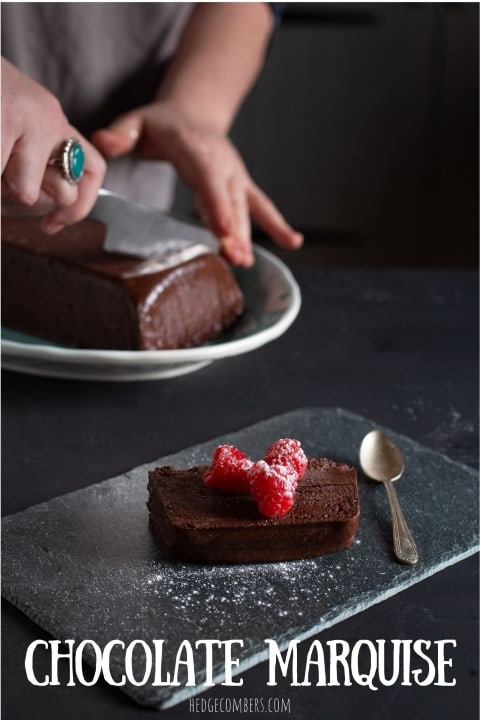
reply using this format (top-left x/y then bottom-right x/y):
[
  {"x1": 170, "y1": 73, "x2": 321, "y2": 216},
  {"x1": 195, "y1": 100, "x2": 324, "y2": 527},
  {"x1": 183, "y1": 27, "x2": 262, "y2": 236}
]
[{"x1": 359, "y1": 430, "x2": 419, "y2": 565}]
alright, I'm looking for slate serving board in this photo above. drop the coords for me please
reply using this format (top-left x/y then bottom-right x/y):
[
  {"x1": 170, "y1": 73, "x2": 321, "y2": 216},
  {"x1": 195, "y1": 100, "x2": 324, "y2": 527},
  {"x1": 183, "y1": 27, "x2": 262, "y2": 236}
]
[{"x1": 2, "y1": 407, "x2": 478, "y2": 709}]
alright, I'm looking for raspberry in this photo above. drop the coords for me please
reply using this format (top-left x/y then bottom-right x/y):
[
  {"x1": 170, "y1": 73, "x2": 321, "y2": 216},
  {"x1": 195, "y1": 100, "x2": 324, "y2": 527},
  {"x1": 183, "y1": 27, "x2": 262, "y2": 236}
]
[
  {"x1": 203, "y1": 445, "x2": 252, "y2": 494},
  {"x1": 264, "y1": 438, "x2": 308, "y2": 481},
  {"x1": 248, "y1": 461, "x2": 298, "y2": 518},
  {"x1": 203, "y1": 438, "x2": 307, "y2": 517}
]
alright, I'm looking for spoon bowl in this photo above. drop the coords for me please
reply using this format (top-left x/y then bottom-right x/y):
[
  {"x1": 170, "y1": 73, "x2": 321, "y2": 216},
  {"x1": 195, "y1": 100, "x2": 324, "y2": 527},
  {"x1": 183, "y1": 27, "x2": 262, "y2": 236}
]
[
  {"x1": 359, "y1": 430, "x2": 404, "y2": 483},
  {"x1": 360, "y1": 430, "x2": 418, "y2": 565}
]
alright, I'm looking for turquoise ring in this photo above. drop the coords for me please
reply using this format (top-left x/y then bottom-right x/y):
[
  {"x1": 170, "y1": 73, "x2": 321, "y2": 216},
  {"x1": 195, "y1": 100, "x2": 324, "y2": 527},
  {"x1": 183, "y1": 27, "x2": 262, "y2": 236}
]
[{"x1": 48, "y1": 138, "x2": 85, "y2": 184}]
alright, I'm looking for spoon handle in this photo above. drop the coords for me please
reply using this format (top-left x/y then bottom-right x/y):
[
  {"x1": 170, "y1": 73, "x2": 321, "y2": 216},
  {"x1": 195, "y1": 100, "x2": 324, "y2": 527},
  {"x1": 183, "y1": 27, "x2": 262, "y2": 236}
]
[{"x1": 383, "y1": 479, "x2": 419, "y2": 565}]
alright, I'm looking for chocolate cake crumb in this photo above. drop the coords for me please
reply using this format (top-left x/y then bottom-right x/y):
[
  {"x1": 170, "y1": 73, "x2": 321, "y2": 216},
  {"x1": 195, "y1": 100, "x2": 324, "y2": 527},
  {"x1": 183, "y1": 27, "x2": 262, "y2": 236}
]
[{"x1": 147, "y1": 458, "x2": 360, "y2": 564}]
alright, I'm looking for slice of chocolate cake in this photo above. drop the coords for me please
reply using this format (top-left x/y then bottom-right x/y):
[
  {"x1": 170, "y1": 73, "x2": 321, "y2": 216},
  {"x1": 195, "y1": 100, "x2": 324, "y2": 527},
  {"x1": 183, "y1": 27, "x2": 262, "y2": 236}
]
[
  {"x1": 147, "y1": 458, "x2": 360, "y2": 564},
  {"x1": 1, "y1": 216, "x2": 244, "y2": 350}
]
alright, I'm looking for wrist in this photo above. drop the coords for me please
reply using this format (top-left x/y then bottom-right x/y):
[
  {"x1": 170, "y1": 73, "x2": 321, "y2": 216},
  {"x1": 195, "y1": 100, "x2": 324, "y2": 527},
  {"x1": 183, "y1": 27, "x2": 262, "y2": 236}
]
[
  {"x1": 155, "y1": 90, "x2": 232, "y2": 136},
  {"x1": 151, "y1": 97, "x2": 229, "y2": 142}
]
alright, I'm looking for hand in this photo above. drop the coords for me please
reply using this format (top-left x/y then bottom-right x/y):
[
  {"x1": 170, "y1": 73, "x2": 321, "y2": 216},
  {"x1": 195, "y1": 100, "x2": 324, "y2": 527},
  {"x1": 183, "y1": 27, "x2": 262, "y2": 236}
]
[
  {"x1": 92, "y1": 101, "x2": 303, "y2": 266},
  {"x1": 1, "y1": 58, "x2": 106, "y2": 234}
]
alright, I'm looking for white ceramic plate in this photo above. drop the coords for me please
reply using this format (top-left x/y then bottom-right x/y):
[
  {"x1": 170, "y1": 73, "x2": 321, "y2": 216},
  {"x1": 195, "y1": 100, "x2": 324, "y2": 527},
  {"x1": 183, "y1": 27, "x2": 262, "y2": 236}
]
[{"x1": 1, "y1": 246, "x2": 301, "y2": 381}]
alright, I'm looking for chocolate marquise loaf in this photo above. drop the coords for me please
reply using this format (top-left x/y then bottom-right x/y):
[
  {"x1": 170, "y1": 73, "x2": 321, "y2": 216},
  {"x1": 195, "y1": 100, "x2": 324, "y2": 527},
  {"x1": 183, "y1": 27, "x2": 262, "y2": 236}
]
[
  {"x1": 147, "y1": 458, "x2": 360, "y2": 564},
  {"x1": 1, "y1": 216, "x2": 244, "y2": 350}
]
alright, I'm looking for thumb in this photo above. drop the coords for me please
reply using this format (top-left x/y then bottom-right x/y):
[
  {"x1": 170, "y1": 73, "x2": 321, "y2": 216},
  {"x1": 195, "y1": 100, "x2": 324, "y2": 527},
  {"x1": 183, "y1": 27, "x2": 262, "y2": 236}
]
[{"x1": 91, "y1": 112, "x2": 142, "y2": 158}]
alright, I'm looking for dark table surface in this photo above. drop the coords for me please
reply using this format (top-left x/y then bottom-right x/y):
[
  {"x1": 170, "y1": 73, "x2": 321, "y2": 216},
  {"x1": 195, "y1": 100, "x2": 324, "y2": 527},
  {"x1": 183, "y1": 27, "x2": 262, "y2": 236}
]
[{"x1": 2, "y1": 259, "x2": 478, "y2": 720}]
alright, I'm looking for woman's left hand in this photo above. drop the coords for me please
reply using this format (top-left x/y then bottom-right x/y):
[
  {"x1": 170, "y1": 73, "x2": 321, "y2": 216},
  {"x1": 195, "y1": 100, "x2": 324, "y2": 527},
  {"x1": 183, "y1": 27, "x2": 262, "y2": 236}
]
[{"x1": 92, "y1": 101, "x2": 303, "y2": 267}]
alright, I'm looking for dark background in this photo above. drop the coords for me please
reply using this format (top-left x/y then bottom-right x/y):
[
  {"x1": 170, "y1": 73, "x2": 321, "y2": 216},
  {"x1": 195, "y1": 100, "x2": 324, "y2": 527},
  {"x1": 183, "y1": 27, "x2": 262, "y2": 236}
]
[{"x1": 175, "y1": 2, "x2": 479, "y2": 270}]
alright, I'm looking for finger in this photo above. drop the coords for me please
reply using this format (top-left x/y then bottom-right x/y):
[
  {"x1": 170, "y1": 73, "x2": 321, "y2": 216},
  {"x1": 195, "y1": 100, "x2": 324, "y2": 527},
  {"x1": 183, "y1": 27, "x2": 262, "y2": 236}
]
[
  {"x1": 220, "y1": 175, "x2": 254, "y2": 267},
  {"x1": 2, "y1": 173, "x2": 54, "y2": 217},
  {"x1": 195, "y1": 195, "x2": 211, "y2": 229},
  {"x1": 1, "y1": 123, "x2": 16, "y2": 174},
  {"x1": 196, "y1": 190, "x2": 252, "y2": 266},
  {"x1": 193, "y1": 173, "x2": 234, "y2": 240},
  {"x1": 42, "y1": 139, "x2": 106, "y2": 233},
  {"x1": 2, "y1": 176, "x2": 55, "y2": 218},
  {"x1": 2, "y1": 186, "x2": 70, "y2": 219},
  {"x1": 248, "y1": 183, "x2": 303, "y2": 249},
  {"x1": 91, "y1": 112, "x2": 142, "y2": 158},
  {"x1": 39, "y1": 165, "x2": 79, "y2": 208},
  {"x1": 2, "y1": 132, "x2": 52, "y2": 207}
]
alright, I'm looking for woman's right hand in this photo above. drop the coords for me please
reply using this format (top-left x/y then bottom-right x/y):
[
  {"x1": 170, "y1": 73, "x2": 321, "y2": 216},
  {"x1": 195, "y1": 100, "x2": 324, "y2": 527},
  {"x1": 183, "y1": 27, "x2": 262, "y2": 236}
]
[{"x1": 1, "y1": 58, "x2": 106, "y2": 233}]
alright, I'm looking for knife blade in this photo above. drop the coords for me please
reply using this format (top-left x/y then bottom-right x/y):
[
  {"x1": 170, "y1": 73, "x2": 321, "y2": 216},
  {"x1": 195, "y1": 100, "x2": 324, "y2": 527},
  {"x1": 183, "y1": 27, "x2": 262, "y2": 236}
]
[{"x1": 88, "y1": 189, "x2": 218, "y2": 259}]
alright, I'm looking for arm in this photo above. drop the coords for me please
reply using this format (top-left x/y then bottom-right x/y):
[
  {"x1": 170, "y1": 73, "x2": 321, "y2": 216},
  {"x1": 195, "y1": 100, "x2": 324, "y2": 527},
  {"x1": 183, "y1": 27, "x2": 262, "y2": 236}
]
[
  {"x1": 157, "y1": 1, "x2": 273, "y2": 134},
  {"x1": 93, "y1": 3, "x2": 303, "y2": 266}
]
